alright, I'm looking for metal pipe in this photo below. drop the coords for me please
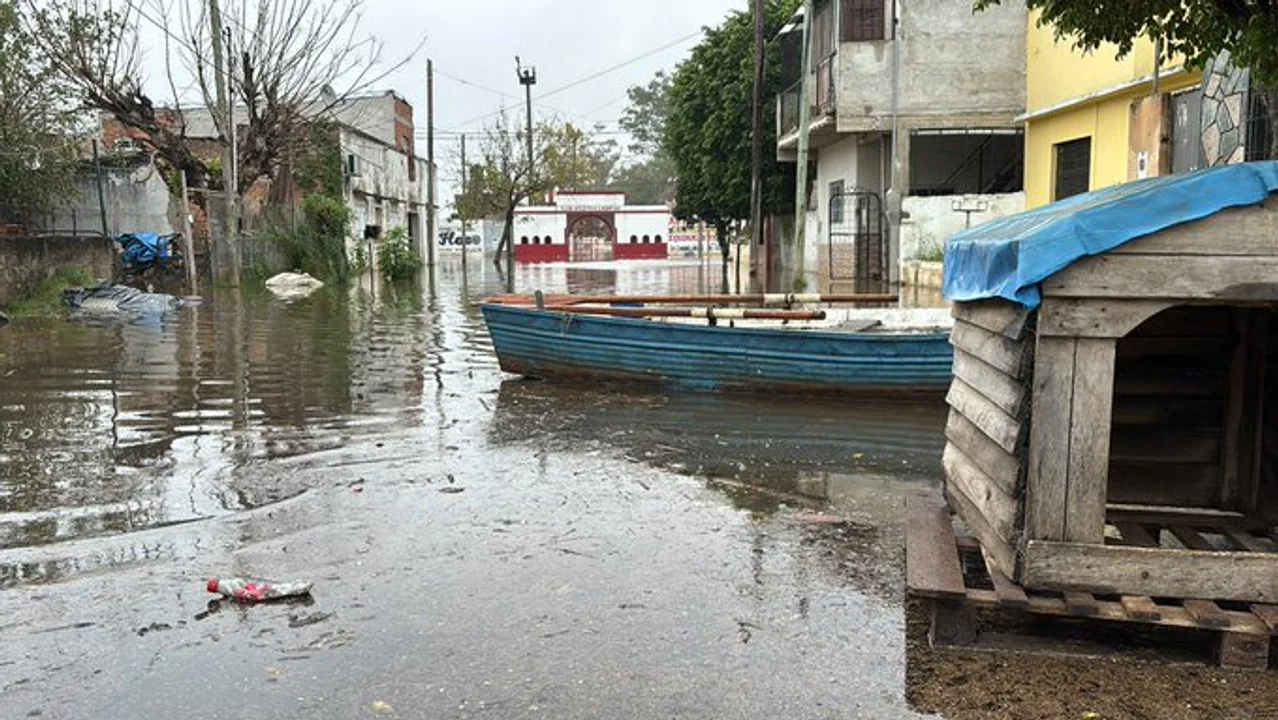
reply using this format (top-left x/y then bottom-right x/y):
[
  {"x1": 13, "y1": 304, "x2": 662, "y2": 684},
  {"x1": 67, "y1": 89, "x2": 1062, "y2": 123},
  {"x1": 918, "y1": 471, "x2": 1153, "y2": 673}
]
[
  {"x1": 543, "y1": 306, "x2": 828, "y2": 321},
  {"x1": 486, "y1": 292, "x2": 898, "y2": 306}
]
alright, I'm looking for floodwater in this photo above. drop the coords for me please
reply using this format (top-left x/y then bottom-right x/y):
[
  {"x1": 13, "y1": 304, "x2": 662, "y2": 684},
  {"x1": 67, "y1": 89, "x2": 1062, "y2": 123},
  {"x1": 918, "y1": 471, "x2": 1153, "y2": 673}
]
[{"x1": 0, "y1": 257, "x2": 948, "y2": 719}]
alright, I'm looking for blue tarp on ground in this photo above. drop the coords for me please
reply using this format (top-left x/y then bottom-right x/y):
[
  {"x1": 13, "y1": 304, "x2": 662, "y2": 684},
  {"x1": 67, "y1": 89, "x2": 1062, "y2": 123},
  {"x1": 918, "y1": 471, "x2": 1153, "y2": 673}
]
[
  {"x1": 115, "y1": 232, "x2": 174, "y2": 267},
  {"x1": 942, "y1": 161, "x2": 1278, "y2": 308}
]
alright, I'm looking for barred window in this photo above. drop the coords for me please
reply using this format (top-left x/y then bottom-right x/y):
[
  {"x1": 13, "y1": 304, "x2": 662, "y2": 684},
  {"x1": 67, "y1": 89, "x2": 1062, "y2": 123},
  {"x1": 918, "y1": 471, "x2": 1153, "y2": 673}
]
[{"x1": 842, "y1": 0, "x2": 886, "y2": 42}]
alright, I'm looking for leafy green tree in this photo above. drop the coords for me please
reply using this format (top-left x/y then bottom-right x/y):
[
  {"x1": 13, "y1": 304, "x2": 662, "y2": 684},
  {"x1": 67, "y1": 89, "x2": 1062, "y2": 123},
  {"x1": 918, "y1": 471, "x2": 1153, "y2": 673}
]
[
  {"x1": 664, "y1": 1, "x2": 798, "y2": 285},
  {"x1": 613, "y1": 71, "x2": 676, "y2": 205},
  {"x1": 0, "y1": 0, "x2": 78, "y2": 217},
  {"x1": 976, "y1": 0, "x2": 1278, "y2": 156}
]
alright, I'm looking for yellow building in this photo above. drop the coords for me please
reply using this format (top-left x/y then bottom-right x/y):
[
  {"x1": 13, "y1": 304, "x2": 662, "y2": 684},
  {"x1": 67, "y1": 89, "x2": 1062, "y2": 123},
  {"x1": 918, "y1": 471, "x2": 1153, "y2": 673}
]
[{"x1": 1022, "y1": 13, "x2": 1203, "y2": 208}]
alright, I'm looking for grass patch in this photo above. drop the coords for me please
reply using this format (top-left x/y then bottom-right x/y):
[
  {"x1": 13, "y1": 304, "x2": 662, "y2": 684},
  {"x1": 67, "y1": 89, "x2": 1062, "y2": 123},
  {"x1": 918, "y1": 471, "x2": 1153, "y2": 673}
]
[{"x1": 5, "y1": 267, "x2": 96, "y2": 318}]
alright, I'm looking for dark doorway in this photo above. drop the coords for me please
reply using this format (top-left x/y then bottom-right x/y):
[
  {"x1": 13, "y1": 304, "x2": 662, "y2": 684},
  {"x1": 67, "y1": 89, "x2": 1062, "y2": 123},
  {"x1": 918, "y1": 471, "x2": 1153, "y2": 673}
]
[
  {"x1": 568, "y1": 215, "x2": 615, "y2": 262},
  {"x1": 1054, "y1": 137, "x2": 1092, "y2": 201}
]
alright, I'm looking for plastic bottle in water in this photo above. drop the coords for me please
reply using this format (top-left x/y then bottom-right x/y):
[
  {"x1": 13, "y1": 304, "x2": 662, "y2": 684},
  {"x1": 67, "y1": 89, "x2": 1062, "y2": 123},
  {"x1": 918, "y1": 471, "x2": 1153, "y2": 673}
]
[{"x1": 206, "y1": 577, "x2": 312, "y2": 602}]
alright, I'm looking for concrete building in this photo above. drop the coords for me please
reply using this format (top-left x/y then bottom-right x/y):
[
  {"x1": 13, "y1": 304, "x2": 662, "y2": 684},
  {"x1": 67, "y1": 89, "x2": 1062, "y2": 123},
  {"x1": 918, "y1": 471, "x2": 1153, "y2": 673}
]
[
  {"x1": 776, "y1": 0, "x2": 1027, "y2": 289},
  {"x1": 511, "y1": 192, "x2": 673, "y2": 264},
  {"x1": 1021, "y1": 13, "x2": 1202, "y2": 208}
]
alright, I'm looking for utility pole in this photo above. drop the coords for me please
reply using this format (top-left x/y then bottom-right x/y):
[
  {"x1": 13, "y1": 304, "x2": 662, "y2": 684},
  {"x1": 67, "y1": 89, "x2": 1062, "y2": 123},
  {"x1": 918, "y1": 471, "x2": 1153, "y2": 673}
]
[
  {"x1": 426, "y1": 59, "x2": 438, "y2": 274},
  {"x1": 748, "y1": 0, "x2": 767, "y2": 294},
  {"x1": 208, "y1": 0, "x2": 240, "y2": 286},
  {"x1": 515, "y1": 57, "x2": 537, "y2": 293},
  {"x1": 460, "y1": 133, "x2": 469, "y2": 275},
  {"x1": 791, "y1": 0, "x2": 815, "y2": 292}
]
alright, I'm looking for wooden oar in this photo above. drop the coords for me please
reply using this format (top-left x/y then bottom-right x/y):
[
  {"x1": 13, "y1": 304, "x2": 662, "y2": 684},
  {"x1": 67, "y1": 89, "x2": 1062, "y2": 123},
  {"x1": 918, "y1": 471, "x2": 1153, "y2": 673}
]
[
  {"x1": 486, "y1": 292, "x2": 896, "y2": 306},
  {"x1": 542, "y1": 305, "x2": 826, "y2": 320}
]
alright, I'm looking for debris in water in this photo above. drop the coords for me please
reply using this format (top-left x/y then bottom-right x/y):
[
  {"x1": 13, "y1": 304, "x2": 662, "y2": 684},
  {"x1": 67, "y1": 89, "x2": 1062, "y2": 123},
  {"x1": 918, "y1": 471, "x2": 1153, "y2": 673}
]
[
  {"x1": 439, "y1": 486, "x2": 465, "y2": 494},
  {"x1": 790, "y1": 512, "x2": 847, "y2": 526},
  {"x1": 370, "y1": 700, "x2": 394, "y2": 715},
  {"x1": 207, "y1": 577, "x2": 313, "y2": 602},
  {"x1": 288, "y1": 612, "x2": 332, "y2": 628},
  {"x1": 264, "y1": 272, "x2": 324, "y2": 300}
]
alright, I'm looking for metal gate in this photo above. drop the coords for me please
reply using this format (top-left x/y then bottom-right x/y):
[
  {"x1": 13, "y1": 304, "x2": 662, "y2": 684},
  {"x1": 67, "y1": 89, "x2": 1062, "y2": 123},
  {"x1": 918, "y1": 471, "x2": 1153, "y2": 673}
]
[{"x1": 828, "y1": 191, "x2": 886, "y2": 283}]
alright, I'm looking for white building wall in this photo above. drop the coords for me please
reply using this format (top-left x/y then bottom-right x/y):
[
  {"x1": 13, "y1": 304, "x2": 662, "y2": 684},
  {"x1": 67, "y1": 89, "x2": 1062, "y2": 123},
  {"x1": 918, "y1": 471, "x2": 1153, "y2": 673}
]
[
  {"x1": 511, "y1": 212, "x2": 568, "y2": 245},
  {"x1": 899, "y1": 191, "x2": 1025, "y2": 264},
  {"x1": 615, "y1": 211, "x2": 671, "y2": 244}
]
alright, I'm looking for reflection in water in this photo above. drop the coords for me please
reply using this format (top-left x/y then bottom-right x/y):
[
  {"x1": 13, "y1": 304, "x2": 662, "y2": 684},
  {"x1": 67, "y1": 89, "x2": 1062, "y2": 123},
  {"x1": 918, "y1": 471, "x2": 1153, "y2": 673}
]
[{"x1": 0, "y1": 256, "x2": 945, "y2": 563}]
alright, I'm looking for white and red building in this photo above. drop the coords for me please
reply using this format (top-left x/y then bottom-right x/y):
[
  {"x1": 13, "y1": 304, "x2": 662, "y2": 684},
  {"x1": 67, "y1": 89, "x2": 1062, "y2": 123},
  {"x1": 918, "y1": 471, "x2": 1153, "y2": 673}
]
[{"x1": 512, "y1": 191, "x2": 673, "y2": 264}]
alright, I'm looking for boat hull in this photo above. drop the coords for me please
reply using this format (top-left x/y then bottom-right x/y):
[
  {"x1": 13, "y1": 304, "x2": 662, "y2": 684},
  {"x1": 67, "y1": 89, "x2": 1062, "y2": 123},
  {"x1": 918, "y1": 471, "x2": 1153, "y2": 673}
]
[{"x1": 481, "y1": 304, "x2": 953, "y2": 396}]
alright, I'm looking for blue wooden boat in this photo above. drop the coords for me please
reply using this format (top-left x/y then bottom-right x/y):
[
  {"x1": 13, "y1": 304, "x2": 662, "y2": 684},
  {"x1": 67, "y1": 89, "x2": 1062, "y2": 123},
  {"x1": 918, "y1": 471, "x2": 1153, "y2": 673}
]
[{"x1": 481, "y1": 303, "x2": 953, "y2": 395}]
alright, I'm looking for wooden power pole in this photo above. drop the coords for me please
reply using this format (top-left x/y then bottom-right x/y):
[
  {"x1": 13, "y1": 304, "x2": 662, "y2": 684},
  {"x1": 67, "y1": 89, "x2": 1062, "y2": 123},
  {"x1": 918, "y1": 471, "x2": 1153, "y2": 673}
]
[
  {"x1": 748, "y1": 0, "x2": 768, "y2": 293},
  {"x1": 426, "y1": 59, "x2": 438, "y2": 274}
]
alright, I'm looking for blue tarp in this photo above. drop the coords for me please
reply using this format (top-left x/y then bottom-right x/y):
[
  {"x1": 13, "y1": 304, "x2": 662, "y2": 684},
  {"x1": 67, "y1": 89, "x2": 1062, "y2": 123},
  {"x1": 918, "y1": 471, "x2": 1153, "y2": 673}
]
[
  {"x1": 115, "y1": 232, "x2": 175, "y2": 268},
  {"x1": 943, "y1": 161, "x2": 1278, "y2": 308}
]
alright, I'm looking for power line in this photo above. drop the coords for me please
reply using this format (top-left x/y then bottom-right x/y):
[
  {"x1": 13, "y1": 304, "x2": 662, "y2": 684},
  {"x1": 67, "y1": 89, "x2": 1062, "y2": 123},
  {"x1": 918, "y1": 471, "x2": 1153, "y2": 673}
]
[{"x1": 443, "y1": 30, "x2": 702, "y2": 131}]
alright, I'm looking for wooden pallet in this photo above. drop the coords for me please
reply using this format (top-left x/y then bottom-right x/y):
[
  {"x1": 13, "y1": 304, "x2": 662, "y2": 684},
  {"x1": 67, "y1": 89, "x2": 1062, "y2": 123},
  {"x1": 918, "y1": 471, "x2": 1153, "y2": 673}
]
[{"x1": 906, "y1": 495, "x2": 1278, "y2": 670}]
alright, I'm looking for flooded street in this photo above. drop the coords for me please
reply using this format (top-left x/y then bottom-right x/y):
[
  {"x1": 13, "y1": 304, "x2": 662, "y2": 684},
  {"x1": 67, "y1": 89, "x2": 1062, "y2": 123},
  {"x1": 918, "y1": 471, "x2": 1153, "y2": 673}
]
[{"x1": 0, "y1": 258, "x2": 948, "y2": 719}]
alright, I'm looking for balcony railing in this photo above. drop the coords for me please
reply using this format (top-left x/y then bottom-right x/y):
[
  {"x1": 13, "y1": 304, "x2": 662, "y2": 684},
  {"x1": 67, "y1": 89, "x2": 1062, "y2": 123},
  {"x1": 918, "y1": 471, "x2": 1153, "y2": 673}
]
[{"x1": 778, "y1": 56, "x2": 836, "y2": 139}]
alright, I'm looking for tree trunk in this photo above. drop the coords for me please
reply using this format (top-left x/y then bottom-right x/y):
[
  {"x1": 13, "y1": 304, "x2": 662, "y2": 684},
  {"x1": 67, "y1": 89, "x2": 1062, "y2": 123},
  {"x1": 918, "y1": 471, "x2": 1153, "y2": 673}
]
[
  {"x1": 495, "y1": 206, "x2": 513, "y2": 269},
  {"x1": 715, "y1": 220, "x2": 731, "y2": 293}
]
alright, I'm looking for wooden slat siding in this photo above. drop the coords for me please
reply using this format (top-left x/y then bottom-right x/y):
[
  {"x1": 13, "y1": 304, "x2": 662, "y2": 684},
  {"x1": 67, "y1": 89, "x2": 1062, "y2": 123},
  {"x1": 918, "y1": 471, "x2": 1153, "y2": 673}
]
[
  {"x1": 1114, "y1": 368, "x2": 1220, "y2": 397},
  {"x1": 1063, "y1": 591, "x2": 1100, "y2": 617},
  {"x1": 1221, "y1": 310, "x2": 1252, "y2": 512},
  {"x1": 904, "y1": 495, "x2": 967, "y2": 601},
  {"x1": 1241, "y1": 311, "x2": 1269, "y2": 515},
  {"x1": 945, "y1": 410, "x2": 1022, "y2": 497},
  {"x1": 951, "y1": 299, "x2": 1030, "y2": 341},
  {"x1": 1111, "y1": 396, "x2": 1224, "y2": 425},
  {"x1": 1114, "y1": 522, "x2": 1159, "y2": 547},
  {"x1": 1107, "y1": 463, "x2": 1221, "y2": 507},
  {"x1": 1107, "y1": 504, "x2": 1250, "y2": 527},
  {"x1": 1104, "y1": 199, "x2": 1278, "y2": 256},
  {"x1": 1022, "y1": 540, "x2": 1278, "y2": 603},
  {"x1": 1169, "y1": 525, "x2": 1215, "y2": 551},
  {"x1": 1063, "y1": 339, "x2": 1116, "y2": 543},
  {"x1": 943, "y1": 444, "x2": 1018, "y2": 544},
  {"x1": 1217, "y1": 632, "x2": 1271, "y2": 670},
  {"x1": 1120, "y1": 595, "x2": 1162, "y2": 621},
  {"x1": 945, "y1": 483, "x2": 1018, "y2": 582},
  {"x1": 952, "y1": 349, "x2": 1028, "y2": 419},
  {"x1": 1037, "y1": 298, "x2": 1172, "y2": 339},
  {"x1": 1251, "y1": 604, "x2": 1278, "y2": 631},
  {"x1": 1224, "y1": 529, "x2": 1270, "y2": 553},
  {"x1": 946, "y1": 379, "x2": 1022, "y2": 455},
  {"x1": 1025, "y1": 337, "x2": 1077, "y2": 544},
  {"x1": 1109, "y1": 427, "x2": 1221, "y2": 464},
  {"x1": 950, "y1": 319, "x2": 1029, "y2": 379},
  {"x1": 982, "y1": 550, "x2": 1031, "y2": 609},
  {"x1": 965, "y1": 590, "x2": 1271, "y2": 635},
  {"x1": 1044, "y1": 254, "x2": 1278, "y2": 301},
  {"x1": 1183, "y1": 599, "x2": 1232, "y2": 629}
]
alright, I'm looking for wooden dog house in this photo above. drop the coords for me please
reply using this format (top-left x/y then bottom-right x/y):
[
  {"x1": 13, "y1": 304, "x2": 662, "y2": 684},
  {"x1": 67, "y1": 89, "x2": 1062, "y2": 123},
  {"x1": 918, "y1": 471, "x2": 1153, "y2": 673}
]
[{"x1": 942, "y1": 162, "x2": 1278, "y2": 606}]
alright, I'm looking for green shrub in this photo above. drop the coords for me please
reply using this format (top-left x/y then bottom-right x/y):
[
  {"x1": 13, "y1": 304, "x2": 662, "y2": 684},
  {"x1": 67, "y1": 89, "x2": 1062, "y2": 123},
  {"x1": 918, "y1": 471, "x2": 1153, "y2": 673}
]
[
  {"x1": 6, "y1": 267, "x2": 95, "y2": 318},
  {"x1": 916, "y1": 241, "x2": 945, "y2": 263},
  {"x1": 268, "y1": 194, "x2": 353, "y2": 283},
  {"x1": 377, "y1": 227, "x2": 421, "y2": 281}
]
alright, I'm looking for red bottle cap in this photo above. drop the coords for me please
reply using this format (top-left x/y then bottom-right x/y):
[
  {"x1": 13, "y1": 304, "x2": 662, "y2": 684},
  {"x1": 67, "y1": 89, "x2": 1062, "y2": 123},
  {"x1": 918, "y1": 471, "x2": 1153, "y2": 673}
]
[{"x1": 206, "y1": 578, "x2": 219, "y2": 593}]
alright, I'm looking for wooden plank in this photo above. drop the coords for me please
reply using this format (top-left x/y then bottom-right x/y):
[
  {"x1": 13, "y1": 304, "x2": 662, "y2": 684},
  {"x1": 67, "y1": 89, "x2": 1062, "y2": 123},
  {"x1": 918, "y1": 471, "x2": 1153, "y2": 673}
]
[
  {"x1": 1038, "y1": 298, "x2": 1172, "y2": 339},
  {"x1": 904, "y1": 495, "x2": 966, "y2": 601},
  {"x1": 1063, "y1": 339, "x2": 1116, "y2": 543},
  {"x1": 1063, "y1": 591, "x2": 1100, "y2": 617},
  {"x1": 1111, "y1": 395, "x2": 1223, "y2": 426},
  {"x1": 1114, "y1": 367, "x2": 1220, "y2": 397},
  {"x1": 952, "y1": 299, "x2": 1031, "y2": 341},
  {"x1": 1168, "y1": 525, "x2": 1215, "y2": 551},
  {"x1": 952, "y1": 349, "x2": 1028, "y2": 419},
  {"x1": 981, "y1": 547, "x2": 1031, "y2": 610},
  {"x1": 1183, "y1": 599, "x2": 1232, "y2": 628},
  {"x1": 1107, "y1": 504, "x2": 1250, "y2": 528},
  {"x1": 1250, "y1": 604, "x2": 1278, "y2": 632},
  {"x1": 1023, "y1": 539, "x2": 1278, "y2": 603},
  {"x1": 1109, "y1": 427, "x2": 1221, "y2": 464},
  {"x1": 950, "y1": 319, "x2": 1028, "y2": 379},
  {"x1": 1044, "y1": 254, "x2": 1278, "y2": 301},
  {"x1": 1120, "y1": 595, "x2": 1162, "y2": 621},
  {"x1": 1105, "y1": 199, "x2": 1278, "y2": 257},
  {"x1": 1217, "y1": 632, "x2": 1271, "y2": 670},
  {"x1": 1221, "y1": 309, "x2": 1251, "y2": 512},
  {"x1": 944, "y1": 484, "x2": 1017, "y2": 582},
  {"x1": 945, "y1": 378, "x2": 1023, "y2": 455},
  {"x1": 1026, "y1": 337, "x2": 1077, "y2": 543},
  {"x1": 1114, "y1": 522, "x2": 1159, "y2": 548},
  {"x1": 1224, "y1": 529, "x2": 1271, "y2": 553},
  {"x1": 1124, "y1": 305, "x2": 1236, "y2": 336},
  {"x1": 943, "y1": 444, "x2": 1018, "y2": 545},
  {"x1": 1107, "y1": 463, "x2": 1221, "y2": 507},
  {"x1": 944, "y1": 410, "x2": 1022, "y2": 497}
]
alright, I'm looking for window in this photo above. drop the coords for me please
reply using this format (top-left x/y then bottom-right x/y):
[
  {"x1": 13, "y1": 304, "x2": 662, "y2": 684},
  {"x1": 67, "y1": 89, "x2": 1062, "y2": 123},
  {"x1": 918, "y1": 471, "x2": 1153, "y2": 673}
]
[
  {"x1": 829, "y1": 180, "x2": 846, "y2": 224},
  {"x1": 909, "y1": 130, "x2": 1024, "y2": 196},
  {"x1": 520, "y1": 236, "x2": 529, "y2": 245},
  {"x1": 1245, "y1": 87, "x2": 1275, "y2": 162},
  {"x1": 811, "y1": 0, "x2": 836, "y2": 67},
  {"x1": 1171, "y1": 89, "x2": 1203, "y2": 173},
  {"x1": 642, "y1": 235, "x2": 651, "y2": 243},
  {"x1": 1054, "y1": 137, "x2": 1092, "y2": 201},
  {"x1": 842, "y1": 0, "x2": 886, "y2": 42},
  {"x1": 654, "y1": 235, "x2": 663, "y2": 243},
  {"x1": 544, "y1": 236, "x2": 554, "y2": 245},
  {"x1": 630, "y1": 235, "x2": 638, "y2": 244}
]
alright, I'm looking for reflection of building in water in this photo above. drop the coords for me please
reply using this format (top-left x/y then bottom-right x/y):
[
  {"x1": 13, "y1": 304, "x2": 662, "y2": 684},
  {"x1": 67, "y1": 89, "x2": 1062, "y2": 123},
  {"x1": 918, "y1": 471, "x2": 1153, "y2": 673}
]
[{"x1": 344, "y1": 289, "x2": 427, "y2": 421}]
